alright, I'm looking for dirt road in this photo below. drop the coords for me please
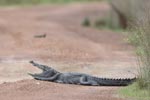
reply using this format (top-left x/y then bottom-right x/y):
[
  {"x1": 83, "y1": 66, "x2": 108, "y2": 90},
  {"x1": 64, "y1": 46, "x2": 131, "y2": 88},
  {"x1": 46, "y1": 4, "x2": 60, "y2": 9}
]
[{"x1": 0, "y1": 2, "x2": 136, "y2": 100}]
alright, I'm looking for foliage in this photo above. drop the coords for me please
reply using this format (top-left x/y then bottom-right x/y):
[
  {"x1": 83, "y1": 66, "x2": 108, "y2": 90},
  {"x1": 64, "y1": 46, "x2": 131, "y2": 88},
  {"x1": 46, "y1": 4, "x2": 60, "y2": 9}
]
[
  {"x1": 110, "y1": 0, "x2": 150, "y2": 94},
  {"x1": 129, "y1": 13, "x2": 150, "y2": 91},
  {"x1": 0, "y1": 0, "x2": 102, "y2": 5},
  {"x1": 94, "y1": 17, "x2": 122, "y2": 31},
  {"x1": 82, "y1": 17, "x2": 91, "y2": 27},
  {"x1": 119, "y1": 83, "x2": 150, "y2": 100}
]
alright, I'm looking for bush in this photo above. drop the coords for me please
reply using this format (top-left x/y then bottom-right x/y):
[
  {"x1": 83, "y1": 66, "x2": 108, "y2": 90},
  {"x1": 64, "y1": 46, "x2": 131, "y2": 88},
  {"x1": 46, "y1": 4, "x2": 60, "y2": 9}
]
[
  {"x1": 128, "y1": 3, "x2": 150, "y2": 93},
  {"x1": 130, "y1": 14, "x2": 150, "y2": 91},
  {"x1": 110, "y1": 0, "x2": 150, "y2": 92},
  {"x1": 82, "y1": 17, "x2": 91, "y2": 27},
  {"x1": 0, "y1": 0, "x2": 102, "y2": 5},
  {"x1": 93, "y1": 17, "x2": 122, "y2": 31}
]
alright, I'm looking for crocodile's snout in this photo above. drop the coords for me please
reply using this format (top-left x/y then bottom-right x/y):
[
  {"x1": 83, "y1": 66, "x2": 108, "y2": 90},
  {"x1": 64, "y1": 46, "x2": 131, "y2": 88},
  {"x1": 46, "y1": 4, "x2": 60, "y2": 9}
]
[{"x1": 29, "y1": 60, "x2": 34, "y2": 64}]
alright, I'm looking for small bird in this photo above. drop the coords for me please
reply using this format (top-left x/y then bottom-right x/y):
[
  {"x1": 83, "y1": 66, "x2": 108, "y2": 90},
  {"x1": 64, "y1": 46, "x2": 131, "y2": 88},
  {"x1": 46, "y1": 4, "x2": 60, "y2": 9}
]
[{"x1": 34, "y1": 33, "x2": 47, "y2": 38}]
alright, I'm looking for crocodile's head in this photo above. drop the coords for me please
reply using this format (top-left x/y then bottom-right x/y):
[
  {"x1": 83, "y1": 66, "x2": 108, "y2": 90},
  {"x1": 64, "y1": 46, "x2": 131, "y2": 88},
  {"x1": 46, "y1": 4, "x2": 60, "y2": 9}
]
[{"x1": 29, "y1": 61, "x2": 60, "y2": 78}]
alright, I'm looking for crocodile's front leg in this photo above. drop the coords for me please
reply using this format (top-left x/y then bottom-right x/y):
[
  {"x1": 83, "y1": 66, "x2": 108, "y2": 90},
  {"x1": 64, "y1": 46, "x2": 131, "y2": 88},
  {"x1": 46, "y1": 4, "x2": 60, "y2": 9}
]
[{"x1": 28, "y1": 73, "x2": 60, "y2": 81}]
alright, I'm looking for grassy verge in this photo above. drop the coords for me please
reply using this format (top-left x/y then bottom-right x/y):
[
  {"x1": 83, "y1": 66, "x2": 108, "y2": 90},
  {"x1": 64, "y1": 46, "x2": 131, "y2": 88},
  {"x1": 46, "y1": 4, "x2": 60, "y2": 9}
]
[
  {"x1": 109, "y1": 0, "x2": 150, "y2": 95},
  {"x1": 0, "y1": 0, "x2": 103, "y2": 6},
  {"x1": 82, "y1": 16, "x2": 125, "y2": 32},
  {"x1": 119, "y1": 83, "x2": 150, "y2": 100}
]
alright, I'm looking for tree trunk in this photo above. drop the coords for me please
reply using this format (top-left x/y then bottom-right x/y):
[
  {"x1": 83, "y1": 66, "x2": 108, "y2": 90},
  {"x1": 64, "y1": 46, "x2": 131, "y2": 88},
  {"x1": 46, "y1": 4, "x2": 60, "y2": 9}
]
[{"x1": 109, "y1": 2, "x2": 128, "y2": 29}]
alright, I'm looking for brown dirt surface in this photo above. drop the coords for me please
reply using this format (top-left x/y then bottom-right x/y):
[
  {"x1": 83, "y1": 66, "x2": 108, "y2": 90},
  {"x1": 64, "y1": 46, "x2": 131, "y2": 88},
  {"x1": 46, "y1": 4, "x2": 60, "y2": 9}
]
[
  {"x1": 0, "y1": 80, "x2": 123, "y2": 100},
  {"x1": 0, "y1": 2, "x2": 137, "y2": 100}
]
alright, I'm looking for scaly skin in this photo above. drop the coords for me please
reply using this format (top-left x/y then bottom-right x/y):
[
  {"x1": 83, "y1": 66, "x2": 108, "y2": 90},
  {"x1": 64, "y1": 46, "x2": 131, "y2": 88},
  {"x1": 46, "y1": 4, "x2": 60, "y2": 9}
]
[{"x1": 29, "y1": 61, "x2": 136, "y2": 86}]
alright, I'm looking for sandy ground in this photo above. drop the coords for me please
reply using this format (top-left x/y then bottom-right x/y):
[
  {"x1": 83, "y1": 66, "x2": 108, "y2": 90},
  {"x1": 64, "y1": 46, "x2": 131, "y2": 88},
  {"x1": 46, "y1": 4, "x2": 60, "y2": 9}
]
[
  {"x1": 0, "y1": 80, "x2": 123, "y2": 100},
  {"x1": 0, "y1": 2, "x2": 137, "y2": 100}
]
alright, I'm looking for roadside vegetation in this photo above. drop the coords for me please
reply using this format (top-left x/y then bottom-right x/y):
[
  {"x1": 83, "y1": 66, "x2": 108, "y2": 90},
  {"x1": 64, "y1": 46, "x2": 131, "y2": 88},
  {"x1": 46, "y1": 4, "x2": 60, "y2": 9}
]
[
  {"x1": 108, "y1": 0, "x2": 150, "y2": 99},
  {"x1": 0, "y1": 0, "x2": 102, "y2": 5},
  {"x1": 82, "y1": 1, "x2": 124, "y2": 31},
  {"x1": 82, "y1": 17, "x2": 91, "y2": 27},
  {"x1": 119, "y1": 83, "x2": 150, "y2": 100},
  {"x1": 82, "y1": 15, "x2": 124, "y2": 32}
]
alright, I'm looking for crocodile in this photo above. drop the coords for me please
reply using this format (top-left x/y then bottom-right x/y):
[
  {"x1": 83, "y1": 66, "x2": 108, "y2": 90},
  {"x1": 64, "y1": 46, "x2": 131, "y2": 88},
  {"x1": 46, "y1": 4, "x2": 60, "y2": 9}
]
[{"x1": 29, "y1": 61, "x2": 136, "y2": 86}]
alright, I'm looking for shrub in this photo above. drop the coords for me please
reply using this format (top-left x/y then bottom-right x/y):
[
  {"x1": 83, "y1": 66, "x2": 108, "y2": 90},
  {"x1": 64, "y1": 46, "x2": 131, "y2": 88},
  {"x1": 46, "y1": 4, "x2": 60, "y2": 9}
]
[
  {"x1": 82, "y1": 17, "x2": 91, "y2": 27},
  {"x1": 110, "y1": 0, "x2": 150, "y2": 92},
  {"x1": 130, "y1": 14, "x2": 150, "y2": 91},
  {"x1": 0, "y1": 0, "x2": 102, "y2": 5},
  {"x1": 94, "y1": 17, "x2": 122, "y2": 31}
]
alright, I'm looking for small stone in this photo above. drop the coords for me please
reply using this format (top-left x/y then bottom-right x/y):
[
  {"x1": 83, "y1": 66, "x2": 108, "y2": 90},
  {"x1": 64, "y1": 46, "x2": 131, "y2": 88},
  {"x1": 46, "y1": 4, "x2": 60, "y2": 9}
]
[{"x1": 36, "y1": 82, "x2": 40, "y2": 85}]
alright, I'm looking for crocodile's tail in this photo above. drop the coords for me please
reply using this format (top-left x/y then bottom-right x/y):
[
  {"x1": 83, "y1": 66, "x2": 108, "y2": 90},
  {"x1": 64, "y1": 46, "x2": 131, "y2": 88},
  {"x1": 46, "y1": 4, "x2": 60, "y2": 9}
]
[{"x1": 93, "y1": 77, "x2": 136, "y2": 86}]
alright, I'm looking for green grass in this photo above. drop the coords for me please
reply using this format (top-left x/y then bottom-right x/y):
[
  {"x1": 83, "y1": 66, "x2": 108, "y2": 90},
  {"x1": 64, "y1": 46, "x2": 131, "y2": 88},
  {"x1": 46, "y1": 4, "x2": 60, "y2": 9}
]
[
  {"x1": 94, "y1": 20, "x2": 125, "y2": 32},
  {"x1": 119, "y1": 83, "x2": 150, "y2": 100},
  {"x1": 81, "y1": 16, "x2": 124, "y2": 32},
  {"x1": 0, "y1": 0, "x2": 102, "y2": 6}
]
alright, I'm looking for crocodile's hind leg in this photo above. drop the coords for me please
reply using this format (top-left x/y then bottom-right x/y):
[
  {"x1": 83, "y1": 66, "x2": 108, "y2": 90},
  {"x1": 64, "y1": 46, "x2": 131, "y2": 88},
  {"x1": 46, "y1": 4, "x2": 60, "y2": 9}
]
[{"x1": 80, "y1": 76, "x2": 99, "y2": 86}]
